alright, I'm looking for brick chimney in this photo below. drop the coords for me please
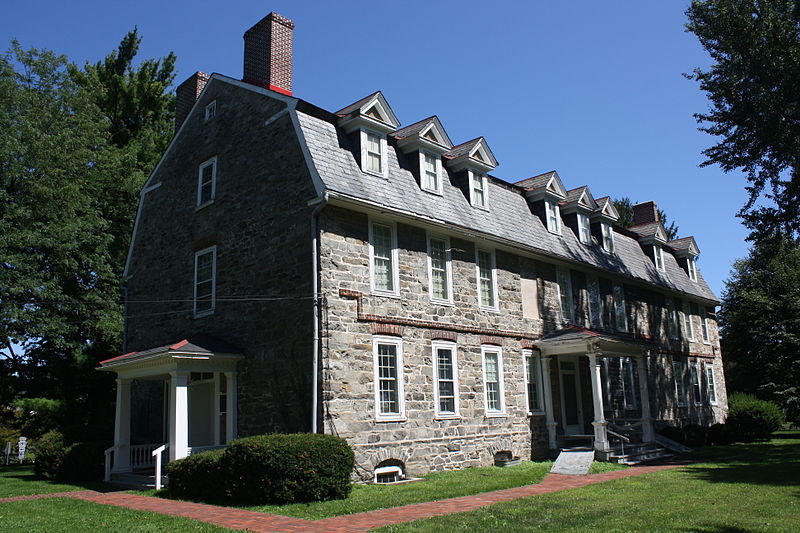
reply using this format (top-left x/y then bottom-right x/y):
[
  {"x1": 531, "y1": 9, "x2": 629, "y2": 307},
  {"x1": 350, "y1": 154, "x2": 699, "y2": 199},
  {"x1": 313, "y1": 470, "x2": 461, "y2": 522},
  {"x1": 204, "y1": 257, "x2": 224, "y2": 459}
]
[
  {"x1": 243, "y1": 12, "x2": 295, "y2": 95},
  {"x1": 633, "y1": 201, "x2": 659, "y2": 226},
  {"x1": 175, "y1": 71, "x2": 209, "y2": 132}
]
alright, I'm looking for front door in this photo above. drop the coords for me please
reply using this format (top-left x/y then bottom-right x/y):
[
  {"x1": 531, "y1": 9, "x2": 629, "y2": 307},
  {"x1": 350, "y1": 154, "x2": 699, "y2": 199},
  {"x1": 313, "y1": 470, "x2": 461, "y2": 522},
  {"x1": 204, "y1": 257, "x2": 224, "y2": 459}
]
[{"x1": 559, "y1": 358, "x2": 584, "y2": 435}]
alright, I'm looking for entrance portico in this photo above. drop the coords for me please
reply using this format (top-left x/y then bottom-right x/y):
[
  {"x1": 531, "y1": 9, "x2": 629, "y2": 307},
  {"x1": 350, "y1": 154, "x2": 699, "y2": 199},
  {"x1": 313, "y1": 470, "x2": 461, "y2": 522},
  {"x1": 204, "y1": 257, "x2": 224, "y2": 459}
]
[{"x1": 98, "y1": 336, "x2": 242, "y2": 473}]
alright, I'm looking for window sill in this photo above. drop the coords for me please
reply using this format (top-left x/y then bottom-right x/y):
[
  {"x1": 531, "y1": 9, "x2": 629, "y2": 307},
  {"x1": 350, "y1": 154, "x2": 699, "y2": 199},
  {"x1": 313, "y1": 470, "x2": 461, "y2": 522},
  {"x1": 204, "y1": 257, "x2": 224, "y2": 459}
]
[
  {"x1": 421, "y1": 187, "x2": 443, "y2": 196},
  {"x1": 195, "y1": 201, "x2": 215, "y2": 212},
  {"x1": 479, "y1": 306, "x2": 501, "y2": 314},
  {"x1": 434, "y1": 414, "x2": 460, "y2": 421},
  {"x1": 470, "y1": 202, "x2": 490, "y2": 212},
  {"x1": 485, "y1": 412, "x2": 507, "y2": 419},
  {"x1": 363, "y1": 168, "x2": 388, "y2": 179},
  {"x1": 430, "y1": 298, "x2": 455, "y2": 307},
  {"x1": 375, "y1": 416, "x2": 407, "y2": 423},
  {"x1": 194, "y1": 309, "x2": 215, "y2": 319},
  {"x1": 372, "y1": 289, "x2": 401, "y2": 299}
]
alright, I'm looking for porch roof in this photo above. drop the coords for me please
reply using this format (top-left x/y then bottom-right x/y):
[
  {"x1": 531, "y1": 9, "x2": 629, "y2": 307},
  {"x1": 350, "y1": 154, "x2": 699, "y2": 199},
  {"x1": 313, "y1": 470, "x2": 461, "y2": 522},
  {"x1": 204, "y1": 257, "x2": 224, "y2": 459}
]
[
  {"x1": 537, "y1": 326, "x2": 655, "y2": 356},
  {"x1": 97, "y1": 335, "x2": 243, "y2": 374}
]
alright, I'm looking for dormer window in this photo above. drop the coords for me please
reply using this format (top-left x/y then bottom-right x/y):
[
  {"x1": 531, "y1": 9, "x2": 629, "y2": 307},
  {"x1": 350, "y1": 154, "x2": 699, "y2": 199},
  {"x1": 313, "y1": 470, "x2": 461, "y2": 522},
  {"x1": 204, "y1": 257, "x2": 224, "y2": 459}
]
[
  {"x1": 545, "y1": 200, "x2": 561, "y2": 234},
  {"x1": 654, "y1": 245, "x2": 665, "y2": 272},
  {"x1": 470, "y1": 170, "x2": 488, "y2": 209},
  {"x1": 421, "y1": 152, "x2": 442, "y2": 194},
  {"x1": 578, "y1": 213, "x2": 591, "y2": 244},
  {"x1": 336, "y1": 92, "x2": 400, "y2": 180},
  {"x1": 363, "y1": 130, "x2": 385, "y2": 176},
  {"x1": 602, "y1": 223, "x2": 615, "y2": 252},
  {"x1": 687, "y1": 257, "x2": 698, "y2": 282}
]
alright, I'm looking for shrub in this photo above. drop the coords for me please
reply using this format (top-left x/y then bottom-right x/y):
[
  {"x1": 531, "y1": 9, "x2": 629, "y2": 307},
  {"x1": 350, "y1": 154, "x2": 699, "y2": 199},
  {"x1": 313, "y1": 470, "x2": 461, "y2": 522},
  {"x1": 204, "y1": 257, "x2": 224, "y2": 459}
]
[
  {"x1": 33, "y1": 430, "x2": 66, "y2": 479},
  {"x1": 707, "y1": 423, "x2": 733, "y2": 445},
  {"x1": 683, "y1": 424, "x2": 707, "y2": 447},
  {"x1": 658, "y1": 425, "x2": 685, "y2": 445},
  {"x1": 221, "y1": 433, "x2": 354, "y2": 504},
  {"x1": 59, "y1": 441, "x2": 105, "y2": 482},
  {"x1": 727, "y1": 393, "x2": 784, "y2": 442},
  {"x1": 167, "y1": 449, "x2": 226, "y2": 500}
]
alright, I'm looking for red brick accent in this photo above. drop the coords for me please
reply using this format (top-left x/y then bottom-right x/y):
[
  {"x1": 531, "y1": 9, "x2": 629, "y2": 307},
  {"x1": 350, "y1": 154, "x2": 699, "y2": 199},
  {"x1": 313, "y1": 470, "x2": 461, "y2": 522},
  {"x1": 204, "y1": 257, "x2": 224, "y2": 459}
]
[
  {"x1": 175, "y1": 71, "x2": 209, "y2": 132},
  {"x1": 633, "y1": 201, "x2": 659, "y2": 226},
  {"x1": 480, "y1": 335, "x2": 504, "y2": 346},
  {"x1": 370, "y1": 323, "x2": 404, "y2": 337},
  {"x1": 430, "y1": 330, "x2": 458, "y2": 342},
  {"x1": 521, "y1": 339, "x2": 537, "y2": 349},
  {"x1": 243, "y1": 12, "x2": 294, "y2": 95}
]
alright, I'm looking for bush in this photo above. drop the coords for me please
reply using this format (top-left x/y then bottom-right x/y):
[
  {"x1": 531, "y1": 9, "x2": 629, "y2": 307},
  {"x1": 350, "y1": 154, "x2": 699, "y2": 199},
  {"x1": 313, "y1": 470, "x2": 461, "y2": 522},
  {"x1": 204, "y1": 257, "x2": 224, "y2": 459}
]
[
  {"x1": 33, "y1": 430, "x2": 66, "y2": 479},
  {"x1": 167, "y1": 449, "x2": 226, "y2": 500},
  {"x1": 658, "y1": 425, "x2": 685, "y2": 445},
  {"x1": 59, "y1": 441, "x2": 105, "y2": 482},
  {"x1": 707, "y1": 423, "x2": 733, "y2": 445},
  {"x1": 221, "y1": 433, "x2": 354, "y2": 504},
  {"x1": 683, "y1": 424, "x2": 707, "y2": 447},
  {"x1": 727, "y1": 393, "x2": 784, "y2": 442}
]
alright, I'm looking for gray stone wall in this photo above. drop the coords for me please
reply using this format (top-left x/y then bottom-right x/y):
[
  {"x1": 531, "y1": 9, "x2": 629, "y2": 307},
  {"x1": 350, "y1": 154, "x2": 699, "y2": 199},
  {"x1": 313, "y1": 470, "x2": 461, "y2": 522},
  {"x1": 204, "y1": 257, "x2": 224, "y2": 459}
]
[{"x1": 125, "y1": 81, "x2": 319, "y2": 436}]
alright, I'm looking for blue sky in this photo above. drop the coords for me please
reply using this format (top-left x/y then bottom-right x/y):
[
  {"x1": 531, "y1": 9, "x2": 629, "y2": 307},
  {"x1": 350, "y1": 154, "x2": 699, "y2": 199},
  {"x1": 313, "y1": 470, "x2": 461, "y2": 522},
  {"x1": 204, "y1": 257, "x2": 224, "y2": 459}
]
[{"x1": 1, "y1": 0, "x2": 751, "y2": 298}]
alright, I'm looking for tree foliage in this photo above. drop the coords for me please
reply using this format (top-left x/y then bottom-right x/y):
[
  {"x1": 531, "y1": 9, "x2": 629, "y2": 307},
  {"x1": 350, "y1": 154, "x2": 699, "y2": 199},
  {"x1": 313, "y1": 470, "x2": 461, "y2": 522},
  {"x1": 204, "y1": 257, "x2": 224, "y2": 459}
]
[
  {"x1": 719, "y1": 235, "x2": 800, "y2": 420},
  {"x1": 686, "y1": 0, "x2": 800, "y2": 240},
  {"x1": 612, "y1": 197, "x2": 680, "y2": 240}
]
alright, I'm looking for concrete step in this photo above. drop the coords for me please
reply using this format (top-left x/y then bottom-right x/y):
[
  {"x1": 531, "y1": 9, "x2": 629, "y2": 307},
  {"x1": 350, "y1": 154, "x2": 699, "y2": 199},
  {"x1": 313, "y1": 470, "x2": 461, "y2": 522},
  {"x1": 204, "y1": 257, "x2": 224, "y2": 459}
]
[{"x1": 609, "y1": 446, "x2": 673, "y2": 465}]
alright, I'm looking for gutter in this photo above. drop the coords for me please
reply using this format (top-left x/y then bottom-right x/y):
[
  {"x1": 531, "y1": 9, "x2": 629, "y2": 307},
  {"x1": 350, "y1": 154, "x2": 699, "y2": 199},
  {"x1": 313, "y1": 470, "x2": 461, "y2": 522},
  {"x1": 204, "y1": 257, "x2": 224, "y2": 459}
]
[{"x1": 309, "y1": 193, "x2": 328, "y2": 433}]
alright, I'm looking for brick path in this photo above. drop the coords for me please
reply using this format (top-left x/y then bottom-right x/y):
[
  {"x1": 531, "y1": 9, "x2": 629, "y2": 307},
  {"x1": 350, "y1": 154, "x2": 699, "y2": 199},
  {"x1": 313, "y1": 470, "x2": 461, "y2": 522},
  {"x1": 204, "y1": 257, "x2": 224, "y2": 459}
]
[{"x1": 0, "y1": 463, "x2": 684, "y2": 532}]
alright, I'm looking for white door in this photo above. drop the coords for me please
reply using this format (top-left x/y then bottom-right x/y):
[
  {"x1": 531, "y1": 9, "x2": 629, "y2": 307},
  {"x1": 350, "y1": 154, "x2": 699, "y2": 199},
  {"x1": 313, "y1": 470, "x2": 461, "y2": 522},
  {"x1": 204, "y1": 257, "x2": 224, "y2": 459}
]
[{"x1": 559, "y1": 358, "x2": 584, "y2": 435}]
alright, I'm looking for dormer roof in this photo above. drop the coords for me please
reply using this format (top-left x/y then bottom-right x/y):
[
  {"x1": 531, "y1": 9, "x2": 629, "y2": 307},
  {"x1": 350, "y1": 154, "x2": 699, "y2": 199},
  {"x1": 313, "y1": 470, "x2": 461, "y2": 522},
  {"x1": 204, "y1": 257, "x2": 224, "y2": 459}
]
[
  {"x1": 443, "y1": 137, "x2": 498, "y2": 173},
  {"x1": 336, "y1": 91, "x2": 400, "y2": 134},
  {"x1": 561, "y1": 186, "x2": 598, "y2": 214},
  {"x1": 592, "y1": 196, "x2": 621, "y2": 222},
  {"x1": 517, "y1": 170, "x2": 567, "y2": 201},
  {"x1": 669, "y1": 236, "x2": 700, "y2": 257},
  {"x1": 630, "y1": 221, "x2": 669, "y2": 244},
  {"x1": 392, "y1": 116, "x2": 453, "y2": 155}
]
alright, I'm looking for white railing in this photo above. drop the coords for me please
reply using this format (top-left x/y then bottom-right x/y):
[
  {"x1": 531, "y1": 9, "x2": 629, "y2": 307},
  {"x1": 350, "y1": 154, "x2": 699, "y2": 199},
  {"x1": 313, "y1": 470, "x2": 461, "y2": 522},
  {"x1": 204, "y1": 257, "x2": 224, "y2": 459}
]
[
  {"x1": 131, "y1": 443, "x2": 162, "y2": 469},
  {"x1": 104, "y1": 446, "x2": 114, "y2": 482},
  {"x1": 152, "y1": 444, "x2": 168, "y2": 491}
]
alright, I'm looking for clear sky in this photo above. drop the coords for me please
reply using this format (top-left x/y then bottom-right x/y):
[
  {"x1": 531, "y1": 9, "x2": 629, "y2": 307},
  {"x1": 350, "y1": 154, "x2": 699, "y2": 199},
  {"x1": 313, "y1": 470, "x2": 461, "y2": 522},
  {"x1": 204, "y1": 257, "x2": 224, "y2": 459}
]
[{"x1": 1, "y1": 0, "x2": 751, "y2": 299}]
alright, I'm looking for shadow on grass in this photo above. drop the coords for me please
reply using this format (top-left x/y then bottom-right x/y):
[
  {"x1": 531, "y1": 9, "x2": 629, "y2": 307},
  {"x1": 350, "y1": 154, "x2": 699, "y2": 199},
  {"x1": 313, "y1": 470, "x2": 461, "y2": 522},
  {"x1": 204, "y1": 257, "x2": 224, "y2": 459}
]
[
  {"x1": 1, "y1": 465, "x2": 114, "y2": 493},
  {"x1": 687, "y1": 526, "x2": 756, "y2": 533}
]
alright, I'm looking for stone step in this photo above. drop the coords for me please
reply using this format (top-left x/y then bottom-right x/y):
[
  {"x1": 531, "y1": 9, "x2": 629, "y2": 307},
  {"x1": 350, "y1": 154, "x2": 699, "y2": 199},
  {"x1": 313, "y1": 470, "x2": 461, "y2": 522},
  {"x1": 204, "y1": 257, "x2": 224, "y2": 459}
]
[
  {"x1": 609, "y1": 447, "x2": 673, "y2": 465},
  {"x1": 109, "y1": 472, "x2": 168, "y2": 489}
]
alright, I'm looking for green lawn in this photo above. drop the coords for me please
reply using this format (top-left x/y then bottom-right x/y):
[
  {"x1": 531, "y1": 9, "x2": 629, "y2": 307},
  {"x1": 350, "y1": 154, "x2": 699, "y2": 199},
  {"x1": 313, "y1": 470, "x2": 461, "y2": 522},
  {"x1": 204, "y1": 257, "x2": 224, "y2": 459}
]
[
  {"x1": 378, "y1": 435, "x2": 800, "y2": 532},
  {"x1": 0, "y1": 498, "x2": 228, "y2": 532},
  {"x1": 0, "y1": 465, "x2": 103, "y2": 498}
]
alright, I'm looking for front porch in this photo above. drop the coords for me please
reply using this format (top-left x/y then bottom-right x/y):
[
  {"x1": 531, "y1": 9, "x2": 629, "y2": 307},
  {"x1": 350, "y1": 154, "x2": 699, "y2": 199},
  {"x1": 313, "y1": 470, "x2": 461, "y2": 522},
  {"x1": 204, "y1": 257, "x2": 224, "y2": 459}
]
[{"x1": 97, "y1": 336, "x2": 242, "y2": 482}]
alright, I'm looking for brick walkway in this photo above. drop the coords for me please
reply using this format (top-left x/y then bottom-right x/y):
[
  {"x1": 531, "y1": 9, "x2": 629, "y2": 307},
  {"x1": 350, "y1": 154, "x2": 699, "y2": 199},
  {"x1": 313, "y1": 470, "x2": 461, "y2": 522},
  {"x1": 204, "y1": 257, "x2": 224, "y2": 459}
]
[{"x1": 0, "y1": 463, "x2": 684, "y2": 532}]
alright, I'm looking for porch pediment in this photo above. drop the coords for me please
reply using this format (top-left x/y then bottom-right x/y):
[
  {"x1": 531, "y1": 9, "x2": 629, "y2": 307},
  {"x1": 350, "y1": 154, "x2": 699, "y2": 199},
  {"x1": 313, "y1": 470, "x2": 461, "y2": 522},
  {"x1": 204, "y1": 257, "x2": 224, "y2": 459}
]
[{"x1": 537, "y1": 326, "x2": 653, "y2": 356}]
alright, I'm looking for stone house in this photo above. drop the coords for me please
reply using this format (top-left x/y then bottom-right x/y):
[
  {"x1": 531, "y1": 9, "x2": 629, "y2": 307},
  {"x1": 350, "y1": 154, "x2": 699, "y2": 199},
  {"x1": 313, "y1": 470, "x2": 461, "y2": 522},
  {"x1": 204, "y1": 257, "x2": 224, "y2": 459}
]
[{"x1": 99, "y1": 12, "x2": 726, "y2": 481}]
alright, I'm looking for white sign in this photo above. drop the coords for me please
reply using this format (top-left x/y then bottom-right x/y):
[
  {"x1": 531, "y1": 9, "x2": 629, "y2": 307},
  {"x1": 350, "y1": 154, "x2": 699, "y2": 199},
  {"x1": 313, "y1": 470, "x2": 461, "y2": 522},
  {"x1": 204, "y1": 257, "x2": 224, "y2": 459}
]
[{"x1": 18, "y1": 437, "x2": 27, "y2": 461}]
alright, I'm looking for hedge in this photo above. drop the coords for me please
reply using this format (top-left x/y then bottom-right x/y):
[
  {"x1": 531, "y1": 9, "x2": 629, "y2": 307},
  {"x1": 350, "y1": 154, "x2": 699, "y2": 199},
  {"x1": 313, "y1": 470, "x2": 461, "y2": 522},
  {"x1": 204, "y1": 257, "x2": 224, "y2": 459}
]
[
  {"x1": 727, "y1": 393, "x2": 784, "y2": 442},
  {"x1": 166, "y1": 449, "x2": 226, "y2": 500},
  {"x1": 33, "y1": 430, "x2": 66, "y2": 480}
]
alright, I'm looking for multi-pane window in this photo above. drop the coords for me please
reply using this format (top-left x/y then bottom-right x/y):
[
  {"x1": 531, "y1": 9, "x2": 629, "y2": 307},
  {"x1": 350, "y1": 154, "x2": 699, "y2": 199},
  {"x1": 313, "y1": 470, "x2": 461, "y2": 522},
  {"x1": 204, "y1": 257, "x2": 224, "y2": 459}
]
[
  {"x1": 524, "y1": 350, "x2": 542, "y2": 413},
  {"x1": 482, "y1": 347, "x2": 505, "y2": 414},
  {"x1": 194, "y1": 246, "x2": 216, "y2": 316},
  {"x1": 578, "y1": 213, "x2": 592, "y2": 244},
  {"x1": 665, "y1": 297, "x2": 679, "y2": 339},
  {"x1": 701, "y1": 311, "x2": 711, "y2": 344},
  {"x1": 433, "y1": 342, "x2": 458, "y2": 417},
  {"x1": 428, "y1": 236, "x2": 451, "y2": 302},
  {"x1": 422, "y1": 152, "x2": 439, "y2": 192},
  {"x1": 204, "y1": 100, "x2": 216, "y2": 121},
  {"x1": 471, "y1": 171, "x2": 487, "y2": 208},
  {"x1": 690, "y1": 361, "x2": 702, "y2": 405},
  {"x1": 602, "y1": 222, "x2": 615, "y2": 253},
  {"x1": 545, "y1": 200, "x2": 561, "y2": 234},
  {"x1": 687, "y1": 257, "x2": 698, "y2": 282},
  {"x1": 371, "y1": 222, "x2": 396, "y2": 294},
  {"x1": 684, "y1": 301, "x2": 695, "y2": 341},
  {"x1": 673, "y1": 360, "x2": 688, "y2": 406},
  {"x1": 654, "y1": 245, "x2": 665, "y2": 272},
  {"x1": 476, "y1": 249, "x2": 497, "y2": 309},
  {"x1": 705, "y1": 364, "x2": 718, "y2": 405},
  {"x1": 556, "y1": 268, "x2": 573, "y2": 323},
  {"x1": 197, "y1": 157, "x2": 217, "y2": 206},
  {"x1": 373, "y1": 337, "x2": 404, "y2": 419},
  {"x1": 620, "y1": 358, "x2": 637, "y2": 409},
  {"x1": 365, "y1": 131, "x2": 383, "y2": 174},
  {"x1": 587, "y1": 275, "x2": 602, "y2": 328},
  {"x1": 613, "y1": 283, "x2": 628, "y2": 332}
]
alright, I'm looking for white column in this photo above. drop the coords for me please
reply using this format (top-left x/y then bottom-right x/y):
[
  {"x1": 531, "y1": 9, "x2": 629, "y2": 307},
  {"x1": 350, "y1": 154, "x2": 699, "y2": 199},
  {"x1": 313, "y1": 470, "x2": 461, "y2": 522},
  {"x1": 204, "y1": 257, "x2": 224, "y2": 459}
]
[
  {"x1": 169, "y1": 371, "x2": 189, "y2": 461},
  {"x1": 638, "y1": 352, "x2": 655, "y2": 442},
  {"x1": 540, "y1": 355, "x2": 558, "y2": 449},
  {"x1": 588, "y1": 353, "x2": 610, "y2": 453},
  {"x1": 225, "y1": 372, "x2": 238, "y2": 443},
  {"x1": 112, "y1": 378, "x2": 132, "y2": 473},
  {"x1": 213, "y1": 373, "x2": 221, "y2": 446}
]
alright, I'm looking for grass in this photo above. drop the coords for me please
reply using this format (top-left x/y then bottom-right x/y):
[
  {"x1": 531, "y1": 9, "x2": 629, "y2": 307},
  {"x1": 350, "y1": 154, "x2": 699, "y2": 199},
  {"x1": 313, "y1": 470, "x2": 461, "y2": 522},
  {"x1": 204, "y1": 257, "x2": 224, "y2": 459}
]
[
  {"x1": 0, "y1": 497, "x2": 229, "y2": 532},
  {"x1": 0, "y1": 465, "x2": 104, "y2": 498},
  {"x1": 377, "y1": 435, "x2": 800, "y2": 532}
]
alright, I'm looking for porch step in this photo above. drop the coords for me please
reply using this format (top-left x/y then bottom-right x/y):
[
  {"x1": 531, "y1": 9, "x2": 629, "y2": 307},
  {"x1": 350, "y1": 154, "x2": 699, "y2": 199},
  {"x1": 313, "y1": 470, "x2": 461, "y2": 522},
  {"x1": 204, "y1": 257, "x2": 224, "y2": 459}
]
[
  {"x1": 609, "y1": 444, "x2": 674, "y2": 465},
  {"x1": 109, "y1": 472, "x2": 168, "y2": 490}
]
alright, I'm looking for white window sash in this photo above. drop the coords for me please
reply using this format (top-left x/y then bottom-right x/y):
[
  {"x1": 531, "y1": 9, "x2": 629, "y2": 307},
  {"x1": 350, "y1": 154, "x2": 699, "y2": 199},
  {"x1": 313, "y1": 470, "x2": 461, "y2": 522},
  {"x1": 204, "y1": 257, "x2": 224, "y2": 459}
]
[
  {"x1": 470, "y1": 171, "x2": 487, "y2": 208},
  {"x1": 655, "y1": 246, "x2": 665, "y2": 271},
  {"x1": 204, "y1": 100, "x2": 216, "y2": 121},
  {"x1": 432, "y1": 341, "x2": 459, "y2": 417},
  {"x1": 690, "y1": 361, "x2": 703, "y2": 405},
  {"x1": 420, "y1": 152, "x2": 441, "y2": 193},
  {"x1": 427, "y1": 235, "x2": 452, "y2": 303},
  {"x1": 613, "y1": 283, "x2": 628, "y2": 332},
  {"x1": 587, "y1": 276, "x2": 602, "y2": 328},
  {"x1": 476, "y1": 248, "x2": 497, "y2": 309},
  {"x1": 578, "y1": 213, "x2": 591, "y2": 244},
  {"x1": 369, "y1": 221, "x2": 399, "y2": 296},
  {"x1": 194, "y1": 246, "x2": 217, "y2": 317},
  {"x1": 684, "y1": 302, "x2": 695, "y2": 341},
  {"x1": 705, "y1": 364, "x2": 718, "y2": 405},
  {"x1": 621, "y1": 358, "x2": 637, "y2": 409},
  {"x1": 373, "y1": 336, "x2": 405, "y2": 420},
  {"x1": 702, "y1": 315, "x2": 711, "y2": 344},
  {"x1": 197, "y1": 157, "x2": 217, "y2": 207},
  {"x1": 688, "y1": 258, "x2": 697, "y2": 282},
  {"x1": 546, "y1": 200, "x2": 561, "y2": 234},
  {"x1": 556, "y1": 268, "x2": 573, "y2": 323},
  {"x1": 602, "y1": 223, "x2": 615, "y2": 252},
  {"x1": 673, "y1": 361, "x2": 688, "y2": 406},
  {"x1": 523, "y1": 350, "x2": 543, "y2": 413},
  {"x1": 482, "y1": 346, "x2": 505, "y2": 415}
]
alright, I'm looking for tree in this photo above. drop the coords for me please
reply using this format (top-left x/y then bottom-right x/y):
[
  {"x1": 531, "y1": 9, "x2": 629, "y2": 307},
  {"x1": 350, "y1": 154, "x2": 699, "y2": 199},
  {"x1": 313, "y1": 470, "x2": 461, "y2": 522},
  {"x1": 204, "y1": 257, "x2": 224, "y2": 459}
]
[
  {"x1": 612, "y1": 197, "x2": 680, "y2": 240},
  {"x1": 686, "y1": 0, "x2": 800, "y2": 241},
  {"x1": 719, "y1": 235, "x2": 800, "y2": 422}
]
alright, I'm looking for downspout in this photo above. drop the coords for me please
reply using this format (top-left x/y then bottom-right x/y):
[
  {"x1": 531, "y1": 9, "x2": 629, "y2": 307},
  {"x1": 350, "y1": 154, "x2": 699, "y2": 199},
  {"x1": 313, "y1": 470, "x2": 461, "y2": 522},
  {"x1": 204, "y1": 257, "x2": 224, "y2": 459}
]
[{"x1": 310, "y1": 193, "x2": 328, "y2": 433}]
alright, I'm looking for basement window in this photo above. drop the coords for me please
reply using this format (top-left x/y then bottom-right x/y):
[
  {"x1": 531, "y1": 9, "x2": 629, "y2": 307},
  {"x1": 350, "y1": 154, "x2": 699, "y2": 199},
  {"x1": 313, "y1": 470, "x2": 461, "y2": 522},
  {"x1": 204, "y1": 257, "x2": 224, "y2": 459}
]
[{"x1": 374, "y1": 465, "x2": 405, "y2": 484}]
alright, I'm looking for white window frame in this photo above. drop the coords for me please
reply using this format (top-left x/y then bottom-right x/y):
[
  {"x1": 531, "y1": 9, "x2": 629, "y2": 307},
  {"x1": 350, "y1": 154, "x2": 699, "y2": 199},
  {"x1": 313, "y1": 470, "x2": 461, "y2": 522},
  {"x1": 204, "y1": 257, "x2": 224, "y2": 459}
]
[
  {"x1": 369, "y1": 219, "x2": 400, "y2": 297},
  {"x1": 193, "y1": 246, "x2": 217, "y2": 318},
  {"x1": 556, "y1": 268, "x2": 573, "y2": 324},
  {"x1": 578, "y1": 213, "x2": 592, "y2": 244},
  {"x1": 469, "y1": 169, "x2": 488, "y2": 209},
  {"x1": 666, "y1": 297, "x2": 679, "y2": 340},
  {"x1": 690, "y1": 360, "x2": 703, "y2": 405},
  {"x1": 197, "y1": 156, "x2": 217, "y2": 207},
  {"x1": 654, "y1": 245, "x2": 665, "y2": 272},
  {"x1": 204, "y1": 100, "x2": 216, "y2": 121},
  {"x1": 545, "y1": 199, "x2": 561, "y2": 234},
  {"x1": 481, "y1": 346, "x2": 506, "y2": 416},
  {"x1": 427, "y1": 234, "x2": 453, "y2": 304},
  {"x1": 373, "y1": 336, "x2": 405, "y2": 421},
  {"x1": 673, "y1": 360, "x2": 688, "y2": 406},
  {"x1": 523, "y1": 349, "x2": 544, "y2": 414},
  {"x1": 620, "y1": 357, "x2": 637, "y2": 410},
  {"x1": 705, "y1": 363, "x2": 718, "y2": 405},
  {"x1": 360, "y1": 129, "x2": 387, "y2": 178},
  {"x1": 420, "y1": 151, "x2": 442, "y2": 194},
  {"x1": 432, "y1": 340, "x2": 459, "y2": 418},
  {"x1": 602, "y1": 222, "x2": 615, "y2": 253},
  {"x1": 701, "y1": 312, "x2": 711, "y2": 344},
  {"x1": 374, "y1": 465, "x2": 404, "y2": 484},
  {"x1": 684, "y1": 301, "x2": 695, "y2": 342},
  {"x1": 587, "y1": 275, "x2": 602, "y2": 328},
  {"x1": 613, "y1": 283, "x2": 628, "y2": 332},
  {"x1": 687, "y1": 257, "x2": 698, "y2": 282},
  {"x1": 476, "y1": 247, "x2": 498, "y2": 311}
]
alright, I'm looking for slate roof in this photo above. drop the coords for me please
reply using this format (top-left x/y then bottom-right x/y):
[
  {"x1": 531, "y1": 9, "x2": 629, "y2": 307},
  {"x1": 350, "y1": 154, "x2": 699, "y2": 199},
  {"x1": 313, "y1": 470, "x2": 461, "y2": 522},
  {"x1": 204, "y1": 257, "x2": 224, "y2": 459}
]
[
  {"x1": 630, "y1": 222, "x2": 662, "y2": 238},
  {"x1": 334, "y1": 91, "x2": 380, "y2": 116},
  {"x1": 668, "y1": 237, "x2": 697, "y2": 253},
  {"x1": 443, "y1": 138, "x2": 484, "y2": 160},
  {"x1": 294, "y1": 105, "x2": 719, "y2": 304},
  {"x1": 98, "y1": 335, "x2": 241, "y2": 368},
  {"x1": 391, "y1": 116, "x2": 436, "y2": 139},
  {"x1": 564, "y1": 187, "x2": 586, "y2": 204},
  {"x1": 515, "y1": 171, "x2": 557, "y2": 191}
]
